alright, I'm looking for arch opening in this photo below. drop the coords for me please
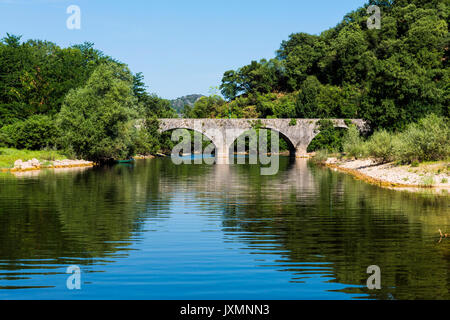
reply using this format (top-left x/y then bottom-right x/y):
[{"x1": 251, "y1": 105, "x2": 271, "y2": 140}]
[
  {"x1": 159, "y1": 128, "x2": 217, "y2": 156},
  {"x1": 307, "y1": 126, "x2": 348, "y2": 153},
  {"x1": 229, "y1": 127, "x2": 296, "y2": 159}
]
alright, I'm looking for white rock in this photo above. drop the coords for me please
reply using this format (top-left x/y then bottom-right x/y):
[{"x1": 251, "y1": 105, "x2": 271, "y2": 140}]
[
  {"x1": 30, "y1": 158, "x2": 40, "y2": 167},
  {"x1": 14, "y1": 159, "x2": 23, "y2": 168}
]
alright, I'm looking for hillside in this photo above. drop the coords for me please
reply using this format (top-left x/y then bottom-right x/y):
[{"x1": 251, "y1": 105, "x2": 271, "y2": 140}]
[{"x1": 170, "y1": 94, "x2": 204, "y2": 113}]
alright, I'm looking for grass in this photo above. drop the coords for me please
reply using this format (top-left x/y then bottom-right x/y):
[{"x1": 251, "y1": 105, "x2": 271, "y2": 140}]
[
  {"x1": 311, "y1": 149, "x2": 329, "y2": 164},
  {"x1": 0, "y1": 148, "x2": 67, "y2": 168},
  {"x1": 420, "y1": 175, "x2": 435, "y2": 187}
]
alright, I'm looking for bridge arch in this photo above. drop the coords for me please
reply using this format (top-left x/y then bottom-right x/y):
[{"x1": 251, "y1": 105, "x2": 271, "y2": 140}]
[
  {"x1": 229, "y1": 127, "x2": 297, "y2": 157},
  {"x1": 158, "y1": 119, "x2": 368, "y2": 163},
  {"x1": 159, "y1": 126, "x2": 218, "y2": 156}
]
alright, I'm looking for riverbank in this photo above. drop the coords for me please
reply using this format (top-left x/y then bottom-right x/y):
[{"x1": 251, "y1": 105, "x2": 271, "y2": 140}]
[
  {"x1": 0, "y1": 148, "x2": 94, "y2": 172},
  {"x1": 1, "y1": 158, "x2": 94, "y2": 173},
  {"x1": 325, "y1": 157, "x2": 450, "y2": 192}
]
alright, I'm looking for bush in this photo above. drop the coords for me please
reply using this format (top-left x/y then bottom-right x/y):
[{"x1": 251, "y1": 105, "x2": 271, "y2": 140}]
[
  {"x1": 311, "y1": 149, "x2": 329, "y2": 164},
  {"x1": 0, "y1": 115, "x2": 58, "y2": 150},
  {"x1": 420, "y1": 175, "x2": 435, "y2": 187},
  {"x1": 367, "y1": 129, "x2": 398, "y2": 163},
  {"x1": 342, "y1": 125, "x2": 367, "y2": 159},
  {"x1": 395, "y1": 114, "x2": 450, "y2": 163},
  {"x1": 0, "y1": 128, "x2": 12, "y2": 147}
]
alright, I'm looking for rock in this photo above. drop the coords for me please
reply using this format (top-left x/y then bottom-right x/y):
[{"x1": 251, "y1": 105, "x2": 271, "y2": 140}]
[
  {"x1": 19, "y1": 162, "x2": 33, "y2": 170},
  {"x1": 14, "y1": 159, "x2": 23, "y2": 168},
  {"x1": 30, "y1": 158, "x2": 40, "y2": 167}
]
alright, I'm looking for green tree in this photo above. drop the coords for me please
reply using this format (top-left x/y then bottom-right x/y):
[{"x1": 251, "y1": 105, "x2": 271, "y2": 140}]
[{"x1": 57, "y1": 62, "x2": 139, "y2": 162}]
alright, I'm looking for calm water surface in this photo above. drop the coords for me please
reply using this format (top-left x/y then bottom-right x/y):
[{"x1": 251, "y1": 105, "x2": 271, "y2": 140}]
[{"x1": 0, "y1": 157, "x2": 449, "y2": 300}]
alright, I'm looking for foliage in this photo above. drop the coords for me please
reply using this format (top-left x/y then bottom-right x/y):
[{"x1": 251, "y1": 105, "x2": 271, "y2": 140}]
[
  {"x1": 367, "y1": 129, "x2": 398, "y2": 163},
  {"x1": 57, "y1": 62, "x2": 139, "y2": 162},
  {"x1": 183, "y1": 95, "x2": 227, "y2": 118},
  {"x1": 394, "y1": 113, "x2": 450, "y2": 162},
  {"x1": 0, "y1": 36, "x2": 111, "y2": 126},
  {"x1": 343, "y1": 114, "x2": 449, "y2": 163},
  {"x1": 343, "y1": 125, "x2": 367, "y2": 159},
  {"x1": 308, "y1": 119, "x2": 346, "y2": 153},
  {"x1": 0, "y1": 114, "x2": 58, "y2": 150},
  {"x1": 0, "y1": 34, "x2": 177, "y2": 157},
  {"x1": 133, "y1": 118, "x2": 162, "y2": 156},
  {"x1": 311, "y1": 149, "x2": 330, "y2": 164},
  {"x1": 420, "y1": 175, "x2": 435, "y2": 187},
  {"x1": 218, "y1": 0, "x2": 449, "y2": 131}
]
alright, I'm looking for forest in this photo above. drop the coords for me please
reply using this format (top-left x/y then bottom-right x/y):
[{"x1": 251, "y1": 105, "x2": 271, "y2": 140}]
[
  {"x1": 0, "y1": 36, "x2": 175, "y2": 162},
  {"x1": 0, "y1": 0, "x2": 448, "y2": 162}
]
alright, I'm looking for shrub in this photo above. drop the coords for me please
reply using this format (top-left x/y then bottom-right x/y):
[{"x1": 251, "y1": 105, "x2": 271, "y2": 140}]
[
  {"x1": 0, "y1": 128, "x2": 12, "y2": 147},
  {"x1": 411, "y1": 160, "x2": 420, "y2": 167},
  {"x1": 420, "y1": 175, "x2": 435, "y2": 187},
  {"x1": 311, "y1": 149, "x2": 329, "y2": 164},
  {"x1": 367, "y1": 129, "x2": 398, "y2": 163},
  {"x1": 0, "y1": 115, "x2": 58, "y2": 150},
  {"x1": 342, "y1": 125, "x2": 367, "y2": 159},
  {"x1": 395, "y1": 114, "x2": 450, "y2": 163}
]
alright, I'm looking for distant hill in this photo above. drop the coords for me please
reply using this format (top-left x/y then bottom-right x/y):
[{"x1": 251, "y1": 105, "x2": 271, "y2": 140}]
[{"x1": 170, "y1": 94, "x2": 204, "y2": 114}]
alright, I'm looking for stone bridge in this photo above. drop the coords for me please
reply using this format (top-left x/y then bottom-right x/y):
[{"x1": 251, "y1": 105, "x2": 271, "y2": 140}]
[{"x1": 158, "y1": 119, "x2": 368, "y2": 164}]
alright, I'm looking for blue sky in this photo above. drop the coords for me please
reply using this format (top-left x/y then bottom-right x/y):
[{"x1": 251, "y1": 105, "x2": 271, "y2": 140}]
[{"x1": 0, "y1": 0, "x2": 367, "y2": 99}]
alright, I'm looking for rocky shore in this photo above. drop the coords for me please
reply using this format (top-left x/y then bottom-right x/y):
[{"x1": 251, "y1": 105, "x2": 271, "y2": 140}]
[
  {"x1": 325, "y1": 158, "x2": 450, "y2": 191},
  {"x1": 1, "y1": 158, "x2": 94, "y2": 172}
]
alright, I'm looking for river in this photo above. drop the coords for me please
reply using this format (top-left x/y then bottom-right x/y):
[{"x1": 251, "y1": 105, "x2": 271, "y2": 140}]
[{"x1": 0, "y1": 157, "x2": 449, "y2": 299}]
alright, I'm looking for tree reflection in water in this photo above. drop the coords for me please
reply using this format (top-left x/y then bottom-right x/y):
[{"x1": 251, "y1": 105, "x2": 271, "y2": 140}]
[{"x1": 0, "y1": 158, "x2": 448, "y2": 299}]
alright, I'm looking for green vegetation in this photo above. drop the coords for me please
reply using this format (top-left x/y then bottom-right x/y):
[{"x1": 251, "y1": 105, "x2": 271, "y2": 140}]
[
  {"x1": 0, "y1": 114, "x2": 58, "y2": 150},
  {"x1": 0, "y1": 34, "x2": 176, "y2": 164},
  {"x1": 57, "y1": 62, "x2": 140, "y2": 162},
  {"x1": 342, "y1": 114, "x2": 450, "y2": 164},
  {"x1": 217, "y1": 0, "x2": 448, "y2": 131},
  {"x1": 0, "y1": 147, "x2": 66, "y2": 168},
  {"x1": 420, "y1": 175, "x2": 435, "y2": 187},
  {"x1": 366, "y1": 129, "x2": 397, "y2": 163},
  {"x1": 181, "y1": 0, "x2": 449, "y2": 153},
  {"x1": 308, "y1": 119, "x2": 347, "y2": 153},
  {"x1": 311, "y1": 149, "x2": 330, "y2": 164},
  {"x1": 342, "y1": 125, "x2": 367, "y2": 159}
]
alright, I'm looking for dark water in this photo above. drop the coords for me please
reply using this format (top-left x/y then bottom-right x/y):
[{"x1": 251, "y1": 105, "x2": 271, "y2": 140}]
[{"x1": 0, "y1": 157, "x2": 449, "y2": 300}]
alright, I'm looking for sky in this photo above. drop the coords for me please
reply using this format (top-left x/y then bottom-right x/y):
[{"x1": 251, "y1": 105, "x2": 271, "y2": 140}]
[{"x1": 0, "y1": 0, "x2": 367, "y2": 99}]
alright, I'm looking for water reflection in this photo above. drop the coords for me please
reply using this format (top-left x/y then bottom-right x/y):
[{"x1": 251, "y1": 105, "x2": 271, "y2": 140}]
[{"x1": 0, "y1": 158, "x2": 449, "y2": 299}]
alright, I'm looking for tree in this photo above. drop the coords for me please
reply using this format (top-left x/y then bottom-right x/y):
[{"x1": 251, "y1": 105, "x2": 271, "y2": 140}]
[{"x1": 57, "y1": 62, "x2": 139, "y2": 162}]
